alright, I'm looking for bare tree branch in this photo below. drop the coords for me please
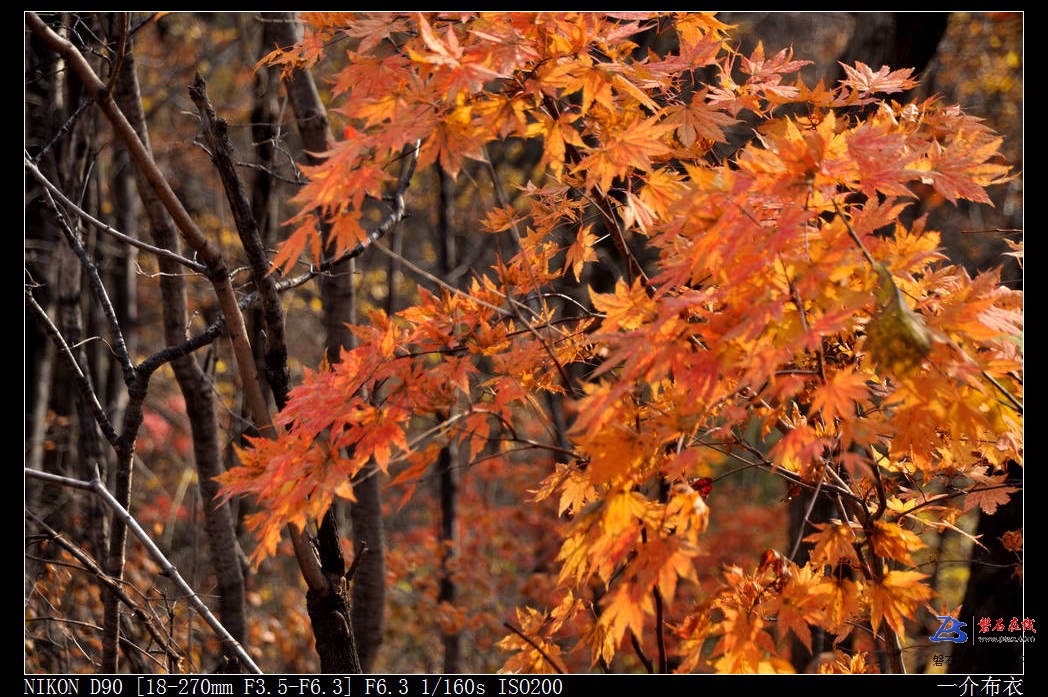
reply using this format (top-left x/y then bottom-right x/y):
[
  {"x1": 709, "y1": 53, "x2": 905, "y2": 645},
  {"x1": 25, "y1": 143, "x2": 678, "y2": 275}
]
[
  {"x1": 111, "y1": 40, "x2": 249, "y2": 665},
  {"x1": 27, "y1": 11, "x2": 272, "y2": 440},
  {"x1": 28, "y1": 99, "x2": 92, "y2": 166},
  {"x1": 189, "y1": 73, "x2": 291, "y2": 409},
  {"x1": 36, "y1": 183, "x2": 136, "y2": 383},
  {"x1": 26, "y1": 509, "x2": 186, "y2": 671},
  {"x1": 25, "y1": 288, "x2": 119, "y2": 446},
  {"x1": 26, "y1": 155, "x2": 208, "y2": 274},
  {"x1": 25, "y1": 468, "x2": 263, "y2": 674},
  {"x1": 26, "y1": 14, "x2": 276, "y2": 670}
]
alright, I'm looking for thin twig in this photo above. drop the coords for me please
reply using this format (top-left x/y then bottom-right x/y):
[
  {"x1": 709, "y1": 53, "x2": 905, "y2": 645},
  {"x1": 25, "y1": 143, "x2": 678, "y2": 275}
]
[
  {"x1": 236, "y1": 159, "x2": 306, "y2": 185},
  {"x1": 25, "y1": 509, "x2": 186, "y2": 667},
  {"x1": 29, "y1": 99, "x2": 92, "y2": 165},
  {"x1": 832, "y1": 198, "x2": 877, "y2": 267},
  {"x1": 722, "y1": 435, "x2": 865, "y2": 506},
  {"x1": 653, "y1": 586, "x2": 668, "y2": 673},
  {"x1": 960, "y1": 228, "x2": 1023, "y2": 235},
  {"x1": 788, "y1": 470, "x2": 826, "y2": 562},
  {"x1": 190, "y1": 72, "x2": 292, "y2": 408},
  {"x1": 129, "y1": 12, "x2": 160, "y2": 37},
  {"x1": 39, "y1": 186, "x2": 137, "y2": 383},
  {"x1": 981, "y1": 370, "x2": 1023, "y2": 414},
  {"x1": 25, "y1": 156, "x2": 208, "y2": 274},
  {"x1": 25, "y1": 289, "x2": 119, "y2": 446},
  {"x1": 870, "y1": 451, "x2": 888, "y2": 521},
  {"x1": 901, "y1": 483, "x2": 1020, "y2": 518},
  {"x1": 137, "y1": 320, "x2": 227, "y2": 378},
  {"x1": 502, "y1": 621, "x2": 566, "y2": 674},
  {"x1": 371, "y1": 240, "x2": 511, "y2": 318},
  {"x1": 345, "y1": 542, "x2": 368, "y2": 582},
  {"x1": 24, "y1": 468, "x2": 263, "y2": 675},
  {"x1": 630, "y1": 631, "x2": 655, "y2": 673}
]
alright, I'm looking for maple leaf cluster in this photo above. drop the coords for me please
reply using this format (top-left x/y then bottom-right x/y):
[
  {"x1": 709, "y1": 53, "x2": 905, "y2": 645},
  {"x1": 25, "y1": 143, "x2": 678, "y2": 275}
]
[{"x1": 225, "y1": 12, "x2": 1022, "y2": 672}]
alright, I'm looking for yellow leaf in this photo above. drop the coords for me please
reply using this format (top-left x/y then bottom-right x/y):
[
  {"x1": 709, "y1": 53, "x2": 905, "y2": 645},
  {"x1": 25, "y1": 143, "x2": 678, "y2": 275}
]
[
  {"x1": 601, "y1": 583, "x2": 649, "y2": 647},
  {"x1": 565, "y1": 224, "x2": 599, "y2": 281},
  {"x1": 811, "y1": 368, "x2": 869, "y2": 421},
  {"x1": 603, "y1": 489, "x2": 647, "y2": 534},
  {"x1": 591, "y1": 278, "x2": 655, "y2": 331},
  {"x1": 775, "y1": 563, "x2": 828, "y2": 651},
  {"x1": 804, "y1": 520, "x2": 861, "y2": 569},
  {"x1": 868, "y1": 570, "x2": 932, "y2": 638},
  {"x1": 868, "y1": 520, "x2": 922, "y2": 566}
]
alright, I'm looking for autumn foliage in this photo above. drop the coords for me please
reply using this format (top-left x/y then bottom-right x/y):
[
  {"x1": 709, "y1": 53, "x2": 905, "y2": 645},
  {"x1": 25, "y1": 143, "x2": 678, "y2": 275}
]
[{"x1": 212, "y1": 13, "x2": 1023, "y2": 673}]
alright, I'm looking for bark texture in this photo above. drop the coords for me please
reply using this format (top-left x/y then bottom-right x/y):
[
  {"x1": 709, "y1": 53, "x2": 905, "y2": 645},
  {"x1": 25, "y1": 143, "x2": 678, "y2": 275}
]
[
  {"x1": 264, "y1": 12, "x2": 378, "y2": 672},
  {"x1": 112, "y1": 39, "x2": 247, "y2": 668}
]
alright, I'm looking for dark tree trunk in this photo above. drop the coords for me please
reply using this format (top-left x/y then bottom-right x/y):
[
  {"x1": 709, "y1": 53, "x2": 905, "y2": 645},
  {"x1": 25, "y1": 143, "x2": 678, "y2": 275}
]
[
  {"x1": 262, "y1": 12, "x2": 374, "y2": 672},
  {"x1": 307, "y1": 586, "x2": 363, "y2": 674},
  {"x1": 348, "y1": 471, "x2": 386, "y2": 672},
  {"x1": 248, "y1": 25, "x2": 281, "y2": 248},
  {"x1": 786, "y1": 489, "x2": 838, "y2": 671},
  {"x1": 310, "y1": 508, "x2": 361, "y2": 673},
  {"x1": 104, "y1": 145, "x2": 138, "y2": 430},
  {"x1": 950, "y1": 461, "x2": 1024, "y2": 674},
  {"x1": 833, "y1": 13, "x2": 950, "y2": 84},
  {"x1": 25, "y1": 12, "x2": 85, "y2": 545},
  {"x1": 436, "y1": 166, "x2": 462, "y2": 673},
  {"x1": 112, "y1": 38, "x2": 247, "y2": 669},
  {"x1": 436, "y1": 444, "x2": 461, "y2": 673}
]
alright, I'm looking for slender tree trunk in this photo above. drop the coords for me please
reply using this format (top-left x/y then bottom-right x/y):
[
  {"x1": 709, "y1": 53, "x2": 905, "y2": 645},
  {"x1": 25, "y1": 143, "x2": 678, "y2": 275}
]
[
  {"x1": 26, "y1": 13, "x2": 111, "y2": 560},
  {"x1": 25, "y1": 19, "x2": 104, "y2": 671},
  {"x1": 262, "y1": 12, "x2": 370, "y2": 671},
  {"x1": 436, "y1": 166, "x2": 462, "y2": 673},
  {"x1": 245, "y1": 55, "x2": 278, "y2": 411},
  {"x1": 29, "y1": 10, "x2": 299, "y2": 671},
  {"x1": 25, "y1": 23, "x2": 62, "y2": 488},
  {"x1": 786, "y1": 490, "x2": 837, "y2": 670},
  {"x1": 112, "y1": 39, "x2": 247, "y2": 669},
  {"x1": 55, "y1": 214, "x2": 111, "y2": 560},
  {"x1": 347, "y1": 468, "x2": 385, "y2": 672},
  {"x1": 248, "y1": 26, "x2": 281, "y2": 242},
  {"x1": 104, "y1": 144, "x2": 139, "y2": 429},
  {"x1": 50, "y1": 38, "x2": 113, "y2": 563},
  {"x1": 951, "y1": 460, "x2": 1024, "y2": 674},
  {"x1": 26, "y1": 331, "x2": 56, "y2": 475}
]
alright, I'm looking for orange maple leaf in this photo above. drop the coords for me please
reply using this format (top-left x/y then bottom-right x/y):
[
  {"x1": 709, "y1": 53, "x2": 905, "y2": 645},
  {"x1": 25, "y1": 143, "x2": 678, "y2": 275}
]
[
  {"x1": 811, "y1": 369, "x2": 869, "y2": 421},
  {"x1": 409, "y1": 14, "x2": 505, "y2": 99},
  {"x1": 591, "y1": 278, "x2": 656, "y2": 332},
  {"x1": 868, "y1": 520, "x2": 923, "y2": 566},
  {"x1": 576, "y1": 115, "x2": 674, "y2": 192},
  {"x1": 804, "y1": 520, "x2": 861, "y2": 569},
  {"x1": 774, "y1": 562, "x2": 829, "y2": 651},
  {"x1": 601, "y1": 582, "x2": 650, "y2": 647},
  {"x1": 963, "y1": 474, "x2": 1018, "y2": 515},
  {"x1": 564, "y1": 223, "x2": 599, "y2": 282},
  {"x1": 916, "y1": 130, "x2": 1011, "y2": 205},
  {"x1": 417, "y1": 103, "x2": 487, "y2": 180},
  {"x1": 839, "y1": 61, "x2": 917, "y2": 96},
  {"x1": 868, "y1": 570, "x2": 932, "y2": 638}
]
